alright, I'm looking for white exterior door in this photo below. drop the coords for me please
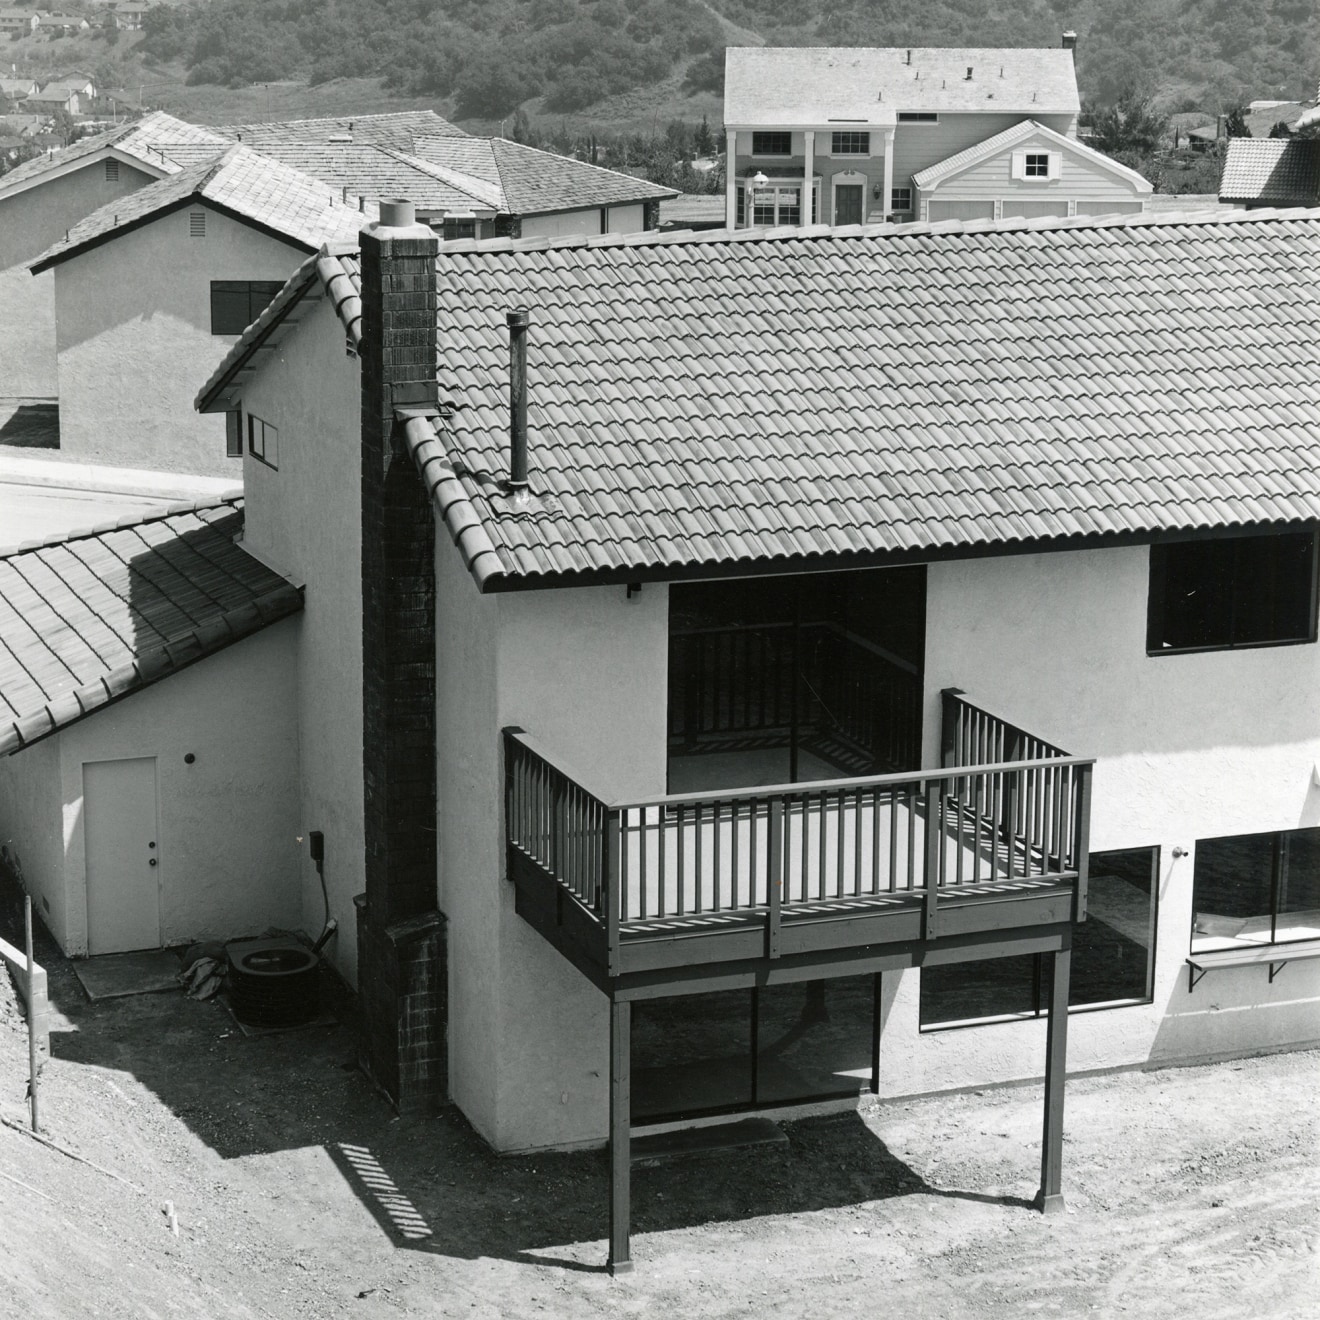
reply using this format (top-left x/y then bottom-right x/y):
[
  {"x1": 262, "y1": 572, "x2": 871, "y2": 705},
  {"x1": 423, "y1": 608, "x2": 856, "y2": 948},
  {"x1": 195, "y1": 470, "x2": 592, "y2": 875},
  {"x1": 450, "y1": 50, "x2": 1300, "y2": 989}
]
[{"x1": 84, "y1": 757, "x2": 161, "y2": 954}]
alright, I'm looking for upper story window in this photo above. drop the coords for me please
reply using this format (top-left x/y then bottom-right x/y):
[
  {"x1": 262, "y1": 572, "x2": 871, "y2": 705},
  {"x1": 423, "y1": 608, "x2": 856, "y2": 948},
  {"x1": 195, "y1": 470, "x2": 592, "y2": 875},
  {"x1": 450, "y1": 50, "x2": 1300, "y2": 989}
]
[
  {"x1": 1012, "y1": 149, "x2": 1060, "y2": 180},
  {"x1": 750, "y1": 131, "x2": 792, "y2": 156},
  {"x1": 1025, "y1": 152, "x2": 1049, "y2": 177},
  {"x1": 210, "y1": 280, "x2": 284, "y2": 336},
  {"x1": 898, "y1": 112, "x2": 939, "y2": 124},
  {"x1": 1147, "y1": 531, "x2": 1317, "y2": 654},
  {"x1": 225, "y1": 410, "x2": 242, "y2": 458},
  {"x1": 247, "y1": 413, "x2": 278, "y2": 469},
  {"x1": 830, "y1": 130, "x2": 870, "y2": 155},
  {"x1": 443, "y1": 218, "x2": 476, "y2": 240}
]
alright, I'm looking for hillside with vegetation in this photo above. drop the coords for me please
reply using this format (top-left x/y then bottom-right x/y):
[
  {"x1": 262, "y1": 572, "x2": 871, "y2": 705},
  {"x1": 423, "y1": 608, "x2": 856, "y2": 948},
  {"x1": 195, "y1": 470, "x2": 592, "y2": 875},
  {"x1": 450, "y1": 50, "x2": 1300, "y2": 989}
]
[{"x1": 127, "y1": 0, "x2": 1318, "y2": 119}]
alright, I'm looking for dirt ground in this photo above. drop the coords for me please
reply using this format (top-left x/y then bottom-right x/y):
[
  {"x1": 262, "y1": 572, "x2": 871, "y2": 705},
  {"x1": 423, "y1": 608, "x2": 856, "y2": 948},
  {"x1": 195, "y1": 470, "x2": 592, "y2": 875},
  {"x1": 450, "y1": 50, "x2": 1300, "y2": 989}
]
[{"x1": 0, "y1": 924, "x2": 1316, "y2": 1320}]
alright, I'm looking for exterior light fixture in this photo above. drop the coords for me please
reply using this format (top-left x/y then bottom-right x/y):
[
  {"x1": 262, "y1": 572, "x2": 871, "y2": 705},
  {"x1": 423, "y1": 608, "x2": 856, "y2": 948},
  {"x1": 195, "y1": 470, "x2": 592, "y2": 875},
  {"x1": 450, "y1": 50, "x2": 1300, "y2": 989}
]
[{"x1": 752, "y1": 171, "x2": 770, "y2": 189}]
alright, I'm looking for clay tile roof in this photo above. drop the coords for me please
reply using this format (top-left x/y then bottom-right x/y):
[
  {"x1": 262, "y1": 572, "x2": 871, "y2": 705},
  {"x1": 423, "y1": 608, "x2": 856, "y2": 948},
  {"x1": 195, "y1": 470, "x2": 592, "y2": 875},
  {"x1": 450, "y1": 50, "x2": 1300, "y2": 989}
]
[
  {"x1": 30, "y1": 144, "x2": 376, "y2": 272},
  {"x1": 407, "y1": 208, "x2": 1320, "y2": 590},
  {"x1": 1220, "y1": 138, "x2": 1320, "y2": 206},
  {"x1": 218, "y1": 110, "x2": 464, "y2": 149},
  {"x1": 0, "y1": 498, "x2": 302, "y2": 756},
  {"x1": 725, "y1": 46, "x2": 1080, "y2": 125}
]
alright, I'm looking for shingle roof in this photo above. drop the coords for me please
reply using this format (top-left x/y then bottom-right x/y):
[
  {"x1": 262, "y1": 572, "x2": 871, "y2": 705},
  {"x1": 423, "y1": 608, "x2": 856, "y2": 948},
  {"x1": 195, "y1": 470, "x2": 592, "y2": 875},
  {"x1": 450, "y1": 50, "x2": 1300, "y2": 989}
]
[
  {"x1": 1219, "y1": 138, "x2": 1320, "y2": 206},
  {"x1": 30, "y1": 144, "x2": 375, "y2": 271},
  {"x1": 408, "y1": 136, "x2": 675, "y2": 214},
  {"x1": 0, "y1": 498, "x2": 302, "y2": 755},
  {"x1": 0, "y1": 110, "x2": 229, "y2": 197},
  {"x1": 200, "y1": 209, "x2": 1320, "y2": 592},
  {"x1": 912, "y1": 119, "x2": 1150, "y2": 192},
  {"x1": 220, "y1": 110, "x2": 464, "y2": 149},
  {"x1": 725, "y1": 47, "x2": 1080, "y2": 125},
  {"x1": 229, "y1": 139, "x2": 498, "y2": 213}
]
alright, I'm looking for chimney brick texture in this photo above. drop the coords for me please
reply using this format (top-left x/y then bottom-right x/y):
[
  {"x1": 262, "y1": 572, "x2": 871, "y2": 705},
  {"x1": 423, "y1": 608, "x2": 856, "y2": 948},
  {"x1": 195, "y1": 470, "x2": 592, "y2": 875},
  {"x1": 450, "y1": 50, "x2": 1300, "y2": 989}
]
[{"x1": 358, "y1": 218, "x2": 445, "y2": 1115}]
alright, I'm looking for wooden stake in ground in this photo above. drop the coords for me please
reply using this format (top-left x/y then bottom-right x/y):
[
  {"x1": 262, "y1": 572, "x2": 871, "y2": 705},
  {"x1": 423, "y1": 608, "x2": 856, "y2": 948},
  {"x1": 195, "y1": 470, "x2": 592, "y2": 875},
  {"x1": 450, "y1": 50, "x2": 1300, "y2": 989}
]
[{"x1": 25, "y1": 894, "x2": 38, "y2": 1135}]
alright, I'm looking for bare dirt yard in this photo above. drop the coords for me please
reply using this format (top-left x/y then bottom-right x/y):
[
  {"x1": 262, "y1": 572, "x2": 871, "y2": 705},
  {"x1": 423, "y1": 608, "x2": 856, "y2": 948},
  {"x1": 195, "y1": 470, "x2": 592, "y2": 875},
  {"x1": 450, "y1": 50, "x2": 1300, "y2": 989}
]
[{"x1": 0, "y1": 925, "x2": 1316, "y2": 1320}]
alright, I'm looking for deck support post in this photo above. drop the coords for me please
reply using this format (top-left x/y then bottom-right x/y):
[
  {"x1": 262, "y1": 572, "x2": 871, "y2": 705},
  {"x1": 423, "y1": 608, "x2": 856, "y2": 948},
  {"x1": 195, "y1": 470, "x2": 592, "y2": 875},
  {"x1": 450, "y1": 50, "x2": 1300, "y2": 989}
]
[
  {"x1": 608, "y1": 998, "x2": 633, "y2": 1275},
  {"x1": 1036, "y1": 944, "x2": 1071, "y2": 1215}
]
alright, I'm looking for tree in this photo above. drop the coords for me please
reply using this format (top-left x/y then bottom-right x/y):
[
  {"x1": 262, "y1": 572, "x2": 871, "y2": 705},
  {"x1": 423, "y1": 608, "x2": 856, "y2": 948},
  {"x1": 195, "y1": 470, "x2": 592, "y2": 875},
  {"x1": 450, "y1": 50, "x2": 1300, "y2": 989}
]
[
  {"x1": 1088, "y1": 88, "x2": 1170, "y2": 156},
  {"x1": 1223, "y1": 105, "x2": 1250, "y2": 137},
  {"x1": 694, "y1": 112, "x2": 714, "y2": 157}
]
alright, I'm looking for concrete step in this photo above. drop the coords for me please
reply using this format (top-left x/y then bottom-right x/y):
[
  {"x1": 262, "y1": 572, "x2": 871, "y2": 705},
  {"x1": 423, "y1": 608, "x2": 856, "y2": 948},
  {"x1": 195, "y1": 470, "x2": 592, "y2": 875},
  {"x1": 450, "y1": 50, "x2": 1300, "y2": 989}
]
[{"x1": 631, "y1": 1116, "x2": 787, "y2": 1165}]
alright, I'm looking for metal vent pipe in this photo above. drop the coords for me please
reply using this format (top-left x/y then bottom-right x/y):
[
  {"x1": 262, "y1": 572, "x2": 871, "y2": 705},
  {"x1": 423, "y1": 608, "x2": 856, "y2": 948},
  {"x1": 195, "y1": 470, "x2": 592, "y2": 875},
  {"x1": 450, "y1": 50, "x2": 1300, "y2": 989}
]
[{"x1": 507, "y1": 308, "x2": 529, "y2": 491}]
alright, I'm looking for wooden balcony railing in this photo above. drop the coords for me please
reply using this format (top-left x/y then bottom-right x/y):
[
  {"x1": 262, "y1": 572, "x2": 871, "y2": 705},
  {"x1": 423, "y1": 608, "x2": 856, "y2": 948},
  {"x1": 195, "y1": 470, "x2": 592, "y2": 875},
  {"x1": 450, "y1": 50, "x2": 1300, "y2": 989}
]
[{"x1": 505, "y1": 692, "x2": 1092, "y2": 970}]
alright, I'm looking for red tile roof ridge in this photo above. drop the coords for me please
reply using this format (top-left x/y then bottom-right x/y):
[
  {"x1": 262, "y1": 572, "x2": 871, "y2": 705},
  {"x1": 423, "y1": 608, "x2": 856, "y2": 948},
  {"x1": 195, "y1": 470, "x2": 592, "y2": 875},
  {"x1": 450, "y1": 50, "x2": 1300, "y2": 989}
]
[{"x1": 2, "y1": 492, "x2": 244, "y2": 560}]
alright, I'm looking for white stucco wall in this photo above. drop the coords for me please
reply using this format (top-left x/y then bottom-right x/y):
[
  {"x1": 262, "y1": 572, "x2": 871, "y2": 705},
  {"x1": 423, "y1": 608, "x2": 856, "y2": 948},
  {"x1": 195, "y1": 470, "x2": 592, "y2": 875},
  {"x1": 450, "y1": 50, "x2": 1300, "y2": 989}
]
[
  {"x1": 0, "y1": 623, "x2": 300, "y2": 956},
  {"x1": 52, "y1": 202, "x2": 309, "y2": 476},
  {"x1": 0, "y1": 736, "x2": 65, "y2": 932},
  {"x1": 435, "y1": 540, "x2": 670, "y2": 1152},
  {"x1": 875, "y1": 544, "x2": 1320, "y2": 1098},
  {"x1": 238, "y1": 295, "x2": 366, "y2": 984},
  {"x1": 0, "y1": 158, "x2": 157, "y2": 399}
]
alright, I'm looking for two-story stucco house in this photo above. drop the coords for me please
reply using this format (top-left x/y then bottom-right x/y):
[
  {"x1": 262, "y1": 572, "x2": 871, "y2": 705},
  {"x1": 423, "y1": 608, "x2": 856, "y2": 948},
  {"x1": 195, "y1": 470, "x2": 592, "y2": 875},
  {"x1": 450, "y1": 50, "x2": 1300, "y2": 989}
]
[
  {"x1": 723, "y1": 41, "x2": 1150, "y2": 227},
  {"x1": 169, "y1": 204, "x2": 1320, "y2": 1271}
]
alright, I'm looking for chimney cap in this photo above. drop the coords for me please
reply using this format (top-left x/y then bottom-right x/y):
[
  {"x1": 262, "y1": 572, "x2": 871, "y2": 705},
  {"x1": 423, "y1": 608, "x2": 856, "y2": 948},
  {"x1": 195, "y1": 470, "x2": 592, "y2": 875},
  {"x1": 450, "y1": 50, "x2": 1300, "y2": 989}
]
[
  {"x1": 378, "y1": 198, "x2": 416, "y2": 228},
  {"x1": 507, "y1": 307, "x2": 530, "y2": 328},
  {"x1": 1062, "y1": 30, "x2": 1077, "y2": 49}
]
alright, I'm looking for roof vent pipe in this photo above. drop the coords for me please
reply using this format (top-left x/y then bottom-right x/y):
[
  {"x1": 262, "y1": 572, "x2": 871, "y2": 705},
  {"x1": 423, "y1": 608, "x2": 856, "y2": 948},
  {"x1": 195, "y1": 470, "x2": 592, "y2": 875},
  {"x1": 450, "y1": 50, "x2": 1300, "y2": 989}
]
[
  {"x1": 905, "y1": 49, "x2": 911, "y2": 65},
  {"x1": 965, "y1": 66, "x2": 973, "y2": 80},
  {"x1": 507, "y1": 308, "x2": 529, "y2": 493}
]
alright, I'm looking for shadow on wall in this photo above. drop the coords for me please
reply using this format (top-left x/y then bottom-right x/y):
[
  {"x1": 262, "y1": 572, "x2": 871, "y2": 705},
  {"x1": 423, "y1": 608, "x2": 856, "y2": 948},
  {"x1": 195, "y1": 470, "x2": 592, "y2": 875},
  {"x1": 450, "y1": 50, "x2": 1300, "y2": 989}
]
[{"x1": 0, "y1": 402, "x2": 59, "y2": 449}]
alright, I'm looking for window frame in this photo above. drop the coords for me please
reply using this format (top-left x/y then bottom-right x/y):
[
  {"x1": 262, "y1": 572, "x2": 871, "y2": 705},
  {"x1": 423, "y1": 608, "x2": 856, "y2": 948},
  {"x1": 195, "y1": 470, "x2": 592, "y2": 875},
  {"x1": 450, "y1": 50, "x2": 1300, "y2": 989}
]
[
  {"x1": 1146, "y1": 530, "x2": 1319, "y2": 656},
  {"x1": 1024, "y1": 152, "x2": 1050, "y2": 178},
  {"x1": 246, "y1": 413, "x2": 278, "y2": 470},
  {"x1": 750, "y1": 131, "x2": 792, "y2": 157},
  {"x1": 890, "y1": 186, "x2": 913, "y2": 213},
  {"x1": 210, "y1": 280, "x2": 285, "y2": 337},
  {"x1": 897, "y1": 112, "x2": 939, "y2": 125},
  {"x1": 739, "y1": 178, "x2": 816, "y2": 226},
  {"x1": 829, "y1": 130, "x2": 870, "y2": 156},
  {"x1": 919, "y1": 845, "x2": 1162, "y2": 1030}
]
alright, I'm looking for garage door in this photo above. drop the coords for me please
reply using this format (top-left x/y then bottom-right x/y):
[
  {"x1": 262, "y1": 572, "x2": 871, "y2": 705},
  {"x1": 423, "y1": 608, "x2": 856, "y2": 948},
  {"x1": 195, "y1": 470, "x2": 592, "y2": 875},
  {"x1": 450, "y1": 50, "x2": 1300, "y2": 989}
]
[
  {"x1": 1074, "y1": 201, "x2": 1145, "y2": 216},
  {"x1": 927, "y1": 200, "x2": 995, "y2": 221},
  {"x1": 1001, "y1": 200, "x2": 1070, "y2": 219}
]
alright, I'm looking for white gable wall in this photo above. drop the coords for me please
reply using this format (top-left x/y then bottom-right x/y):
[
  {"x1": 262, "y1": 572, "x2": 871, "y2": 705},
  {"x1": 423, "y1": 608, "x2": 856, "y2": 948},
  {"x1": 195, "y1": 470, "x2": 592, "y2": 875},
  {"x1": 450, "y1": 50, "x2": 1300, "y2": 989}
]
[
  {"x1": 53, "y1": 203, "x2": 308, "y2": 476},
  {"x1": 0, "y1": 157, "x2": 156, "y2": 398},
  {"x1": 916, "y1": 130, "x2": 1147, "y2": 222},
  {"x1": 238, "y1": 292, "x2": 366, "y2": 986}
]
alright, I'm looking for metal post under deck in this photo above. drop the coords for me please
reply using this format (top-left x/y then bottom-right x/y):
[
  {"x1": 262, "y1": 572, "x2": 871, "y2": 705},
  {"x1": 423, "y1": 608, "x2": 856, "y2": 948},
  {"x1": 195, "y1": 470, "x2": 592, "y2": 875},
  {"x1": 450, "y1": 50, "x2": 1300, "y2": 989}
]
[
  {"x1": 1037, "y1": 943, "x2": 1071, "y2": 1214},
  {"x1": 608, "y1": 998, "x2": 632, "y2": 1274}
]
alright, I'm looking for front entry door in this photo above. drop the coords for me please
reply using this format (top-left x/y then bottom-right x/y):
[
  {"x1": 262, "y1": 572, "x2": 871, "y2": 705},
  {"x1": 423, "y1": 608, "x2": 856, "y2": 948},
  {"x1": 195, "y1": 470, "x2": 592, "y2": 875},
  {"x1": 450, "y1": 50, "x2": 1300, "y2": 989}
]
[
  {"x1": 84, "y1": 757, "x2": 160, "y2": 954},
  {"x1": 835, "y1": 184, "x2": 864, "y2": 225}
]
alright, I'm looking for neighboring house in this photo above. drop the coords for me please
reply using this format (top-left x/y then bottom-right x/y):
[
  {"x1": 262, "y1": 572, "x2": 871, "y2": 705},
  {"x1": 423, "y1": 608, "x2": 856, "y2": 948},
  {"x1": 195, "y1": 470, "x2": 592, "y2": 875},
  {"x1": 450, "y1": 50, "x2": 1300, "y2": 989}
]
[
  {"x1": 0, "y1": 112, "x2": 43, "y2": 136},
  {"x1": 0, "y1": 10, "x2": 39, "y2": 35},
  {"x1": 35, "y1": 12, "x2": 90, "y2": 30},
  {"x1": 110, "y1": 2, "x2": 145, "y2": 28},
  {"x1": 657, "y1": 193, "x2": 727, "y2": 231},
  {"x1": 1220, "y1": 137, "x2": 1320, "y2": 207},
  {"x1": 28, "y1": 144, "x2": 375, "y2": 474},
  {"x1": 0, "y1": 498, "x2": 304, "y2": 956},
  {"x1": 910, "y1": 119, "x2": 1150, "y2": 221},
  {"x1": 0, "y1": 77, "x2": 38, "y2": 101},
  {"x1": 185, "y1": 206, "x2": 1320, "y2": 1271},
  {"x1": 26, "y1": 87, "x2": 78, "y2": 114},
  {"x1": 720, "y1": 39, "x2": 1152, "y2": 227},
  {"x1": 45, "y1": 73, "x2": 95, "y2": 100},
  {"x1": 0, "y1": 110, "x2": 232, "y2": 397}
]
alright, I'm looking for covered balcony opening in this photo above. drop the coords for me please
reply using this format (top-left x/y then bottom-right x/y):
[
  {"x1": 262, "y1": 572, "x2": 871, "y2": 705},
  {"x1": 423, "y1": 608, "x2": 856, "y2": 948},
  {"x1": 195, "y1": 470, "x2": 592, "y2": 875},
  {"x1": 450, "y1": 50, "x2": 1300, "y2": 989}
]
[
  {"x1": 667, "y1": 567, "x2": 926, "y2": 794},
  {"x1": 505, "y1": 667, "x2": 1093, "y2": 1271}
]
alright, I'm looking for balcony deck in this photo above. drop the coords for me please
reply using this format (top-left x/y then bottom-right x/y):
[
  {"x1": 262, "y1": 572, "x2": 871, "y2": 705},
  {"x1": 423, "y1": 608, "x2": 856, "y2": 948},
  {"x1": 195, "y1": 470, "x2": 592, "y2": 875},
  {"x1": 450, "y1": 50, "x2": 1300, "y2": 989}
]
[{"x1": 505, "y1": 692, "x2": 1092, "y2": 998}]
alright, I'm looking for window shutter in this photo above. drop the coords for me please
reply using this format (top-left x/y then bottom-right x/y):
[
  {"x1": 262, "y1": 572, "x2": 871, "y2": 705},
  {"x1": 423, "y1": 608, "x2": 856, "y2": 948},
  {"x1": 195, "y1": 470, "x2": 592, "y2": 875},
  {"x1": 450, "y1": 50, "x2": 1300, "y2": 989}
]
[
  {"x1": 1010, "y1": 151, "x2": 1026, "y2": 181},
  {"x1": 189, "y1": 210, "x2": 206, "y2": 238},
  {"x1": 1047, "y1": 151, "x2": 1063, "y2": 179}
]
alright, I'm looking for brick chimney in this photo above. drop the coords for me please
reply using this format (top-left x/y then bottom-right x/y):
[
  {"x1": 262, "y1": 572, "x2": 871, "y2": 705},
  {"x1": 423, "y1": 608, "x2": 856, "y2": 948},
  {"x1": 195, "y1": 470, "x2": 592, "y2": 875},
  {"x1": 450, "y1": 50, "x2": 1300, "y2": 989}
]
[
  {"x1": 1061, "y1": 31, "x2": 1077, "y2": 51},
  {"x1": 356, "y1": 198, "x2": 446, "y2": 1116}
]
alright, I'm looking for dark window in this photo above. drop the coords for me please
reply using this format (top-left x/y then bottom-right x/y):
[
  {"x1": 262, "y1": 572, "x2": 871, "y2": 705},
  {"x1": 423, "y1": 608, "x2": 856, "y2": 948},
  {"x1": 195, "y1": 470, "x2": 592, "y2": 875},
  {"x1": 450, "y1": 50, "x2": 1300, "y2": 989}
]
[
  {"x1": 831, "y1": 130, "x2": 870, "y2": 154},
  {"x1": 247, "y1": 413, "x2": 277, "y2": 469},
  {"x1": 751, "y1": 131, "x2": 792, "y2": 156},
  {"x1": 1192, "y1": 827, "x2": 1320, "y2": 951},
  {"x1": 1025, "y1": 152, "x2": 1050, "y2": 177},
  {"x1": 920, "y1": 847, "x2": 1160, "y2": 1027},
  {"x1": 225, "y1": 410, "x2": 242, "y2": 458},
  {"x1": 632, "y1": 976, "x2": 878, "y2": 1123},
  {"x1": 736, "y1": 186, "x2": 744, "y2": 225},
  {"x1": 890, "y1": 187, "x2": 913, "y2": 212},
  {"x1": 1147, "y1": 532, "x2": 1316, "y2": 653},
  {"x1": 442, "y1": 218, "x2": 476, "y2": 240},
  {"x1": 898, "y1": 112, "x2": 938, "y2": 124},
  {"x1": 210, "y1": 281, "x2": 284, "y2": 336}
]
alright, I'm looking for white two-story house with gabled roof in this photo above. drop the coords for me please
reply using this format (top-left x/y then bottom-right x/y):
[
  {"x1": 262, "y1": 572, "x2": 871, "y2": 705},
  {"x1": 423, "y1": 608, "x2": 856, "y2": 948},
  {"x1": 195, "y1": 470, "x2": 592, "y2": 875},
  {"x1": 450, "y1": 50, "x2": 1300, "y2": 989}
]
[
  {"x1": 723, "y1": 40, "x2": 1149, "y2": 228},
  {"x1": 180, "y1": 204, "x2": 1320, "y2": 1271}
]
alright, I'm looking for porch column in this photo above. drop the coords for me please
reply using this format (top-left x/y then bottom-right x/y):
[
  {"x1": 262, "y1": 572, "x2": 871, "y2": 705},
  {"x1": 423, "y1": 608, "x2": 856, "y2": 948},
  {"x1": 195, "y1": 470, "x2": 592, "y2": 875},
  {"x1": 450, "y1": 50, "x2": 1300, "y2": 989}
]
[
  {"x1": 882, "y1": 126, "x2": 896, "y2": 220},
  {"x1": 803, "y1": 130, "x2": 814, "y2": 226},
  {"x1": 608, "y1": 998, "x2": 632, "y2": 1274},
  {"x1": 1037, "y1": 944, "x2": 1071, "y2": 1214},
  {"x1": 725, "y1": 130, "x2": 738, "y2": 228}
]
